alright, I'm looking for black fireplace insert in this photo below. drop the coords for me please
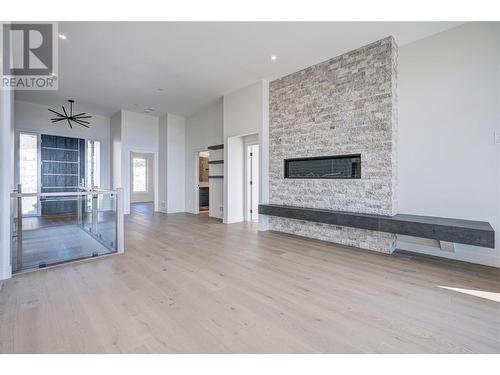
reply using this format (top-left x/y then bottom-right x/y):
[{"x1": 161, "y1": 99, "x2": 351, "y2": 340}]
[{"x1": 284, "y1": 154, "x2": 361, "y2": 179}]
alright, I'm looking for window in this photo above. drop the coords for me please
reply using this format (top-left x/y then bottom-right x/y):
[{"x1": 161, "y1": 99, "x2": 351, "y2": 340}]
[
  {"x1": 132, "y1": 158, "x2": 147, "y2": 192},
  {"x1": 86, "y1": 140, "x2": 101, "y2": 189},
  {"x1": 19, "y1": 133, "x2": 39, "y2": 215}
]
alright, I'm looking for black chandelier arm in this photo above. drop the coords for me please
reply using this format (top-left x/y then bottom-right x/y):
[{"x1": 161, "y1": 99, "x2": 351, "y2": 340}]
[
  {"x1": 50, "y1": 118, "x2": 66, "y2": 123},
  {"x1": 48, "y1": 109, "x2": 65, "y2": 117},
  {"x1": 72, "y1": 119, "x2": 90, "y2": 128},
  {"x1": 73, "y1": 119, "x2": 90, "y2": 124}
]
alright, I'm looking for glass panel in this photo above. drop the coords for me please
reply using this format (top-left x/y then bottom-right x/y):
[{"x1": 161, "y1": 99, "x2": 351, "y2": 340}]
[
  {"x1": 132, "y1": 158, "x2": 147, "y2": 192},
  {"x1": 19, "y1": 133, "x2": 38, "y2": 215},
  {"x1": 11, "y1": 192, "x2": 117, "y2": 274},
  {"x1": 95, "y1": 193, "x2": 117, "y2": 249}
]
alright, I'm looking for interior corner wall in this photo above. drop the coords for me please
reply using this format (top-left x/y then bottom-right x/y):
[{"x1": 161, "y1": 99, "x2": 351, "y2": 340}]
[
  {"x1": 225, "y1": 136, "x2": 244, "y2": 223},
  {"x1": 0, "y1": 87, "x2": 13, "y2": 281},
  {"x1": 223, "y1": 80, "x2": 268, "y2": 224},
  {"x1": 110, "y1": 111, "x2": 122, "y2": 190},
  {"x1": 158, "y1": 114, "x2": 168, "y2": 212},
  {"x1": 259, "y1": 80, "x2": 270, "y2": 230},
  {"x1": 120, "y1": 110, "x2": 160, "y2": 214},
  {"x1": 166, "y1": 114, "x2": 186, "y2": 213},
  {"x1": 398, "y1": 22, "x2": 500, "y2": 267},
  {"x1": 185, "y1": 99, "x2": 223, "y2": 214}
]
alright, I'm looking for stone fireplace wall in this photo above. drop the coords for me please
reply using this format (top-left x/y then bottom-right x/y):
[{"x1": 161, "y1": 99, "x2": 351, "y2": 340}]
[{"x1": 268, "y1": 37, "x2": 398, "y2": 253}]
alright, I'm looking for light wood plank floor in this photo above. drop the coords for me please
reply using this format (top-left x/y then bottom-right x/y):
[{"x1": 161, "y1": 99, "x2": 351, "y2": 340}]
[{"x1": 1, "y1": 203, "x2": 499, "y2": 353}]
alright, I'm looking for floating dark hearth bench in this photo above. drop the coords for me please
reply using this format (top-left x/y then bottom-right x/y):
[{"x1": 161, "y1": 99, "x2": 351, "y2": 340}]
[{"x1": 258, "y1": 204, "x2": 495, "y2": 248}]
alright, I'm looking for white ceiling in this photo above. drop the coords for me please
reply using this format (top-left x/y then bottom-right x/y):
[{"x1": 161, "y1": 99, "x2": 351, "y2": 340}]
[{"x1": 15, "y1": 22, "x2": 462, "y2": 117}]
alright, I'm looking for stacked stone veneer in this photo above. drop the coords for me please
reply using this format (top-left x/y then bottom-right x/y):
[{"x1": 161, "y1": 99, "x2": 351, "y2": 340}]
[{"x1": 268, "y1": 37, "x2": 398, "y2": 253}]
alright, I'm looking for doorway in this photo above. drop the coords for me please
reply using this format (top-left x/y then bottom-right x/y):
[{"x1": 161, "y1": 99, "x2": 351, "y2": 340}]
[
  {"x1": 245, "y1": 144, "x2": 259, "y2": 222},
  {"x1": 198, "y1": 151, "x2": 210, "y2": 214},
  {"x1": 130, "y1": 152, "x2": 155, "y2": 205}
]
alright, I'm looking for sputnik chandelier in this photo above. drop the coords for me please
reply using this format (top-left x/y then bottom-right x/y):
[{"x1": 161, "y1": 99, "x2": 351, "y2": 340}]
[{"x1": 48, "y1": 99, "x2": 92, "y2": 128}]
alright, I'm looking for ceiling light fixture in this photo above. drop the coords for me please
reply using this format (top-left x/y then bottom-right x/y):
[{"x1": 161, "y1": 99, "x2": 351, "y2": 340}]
[
  {"x1": 58, "y1": 33, "x2": 67, "y2": 40},
  {"x1": 48, "y1": 99, "x2": 91, "y2": 129},
  {"x1": 271, "y1": 54, "x2": 277, "y2": 61}
]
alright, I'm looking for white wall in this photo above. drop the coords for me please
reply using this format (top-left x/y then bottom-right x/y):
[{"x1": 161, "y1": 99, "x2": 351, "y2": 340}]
[
  {"x1": 120, "y1": 110, "x2": 159, "y2": 214},
  {"x1": 158, "y1": 114, "x2": 168, "y2": 212},
  {"x1": 14, "y1": 100, "x2": 111, "y2": 189},
  {"x1": 166, "y1": 114, "x2": 186, "y2": 213},
  {"x1": 223, "y1": 81, "x2": 269, "y2": 224},
  {"x1": 185, "y1": 99, "x2": 223, "y2": 214},
  {"x1": 225, "y1": 136, "x2": 245, "y2": 223},
  {"x1": 398, "y1": 22, "x2": 500, "y2": 267},
  {"x1": 110, "y1": 111, "x2": 122, "y2": 190}
]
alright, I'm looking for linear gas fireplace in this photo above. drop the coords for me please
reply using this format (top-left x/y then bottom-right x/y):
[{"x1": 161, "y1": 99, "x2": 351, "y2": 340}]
[{"x1": 284, "y1": 154, "x2": 361, "y2": 179}]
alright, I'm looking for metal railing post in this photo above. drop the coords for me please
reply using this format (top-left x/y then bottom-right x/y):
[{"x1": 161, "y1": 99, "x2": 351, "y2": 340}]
[
  {"x1": 92, "y1": 192, "x2": 98, "y2": 234},
  {"x1": 16, "y1": 184, "x2": 23, "y2": 271},
  {"x1": 116, "y1": 188, "x2": 124, "y2": 253},
  {"x1": 77, "y1": 192, "x2": 83, "y2": 227}
]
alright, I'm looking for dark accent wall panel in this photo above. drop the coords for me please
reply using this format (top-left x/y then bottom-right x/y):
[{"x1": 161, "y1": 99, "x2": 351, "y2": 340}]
[{"x1": 41, "y1": 135, "x2": 84, "y2": 216}]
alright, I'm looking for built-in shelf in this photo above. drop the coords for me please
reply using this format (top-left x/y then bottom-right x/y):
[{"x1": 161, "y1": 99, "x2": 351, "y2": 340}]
[
  {"x1": 208, "y1": 160, "x2": 224, "y2": 164},
  {"x1": 208, "y1": 175, "x2": 224, "y2": 179},
  {"x1": 208, "y1": 144, "x2": 224, "y2": 150},
  {"x1": 259, "y1": 204, "x2": 495, "y2": 248}
]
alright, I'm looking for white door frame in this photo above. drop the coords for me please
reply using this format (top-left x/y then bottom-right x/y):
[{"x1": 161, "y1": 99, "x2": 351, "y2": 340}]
[
  {"x1": 192, "y1": 148, "x2": 209, "y2": 214},
  {"x1": 244, "y1": 141, "x2": 259, "y2": 222},
  {"x1": 130, "y1": 151, "x2": 155, "y2": 204},
  {"x1": 14, "y1": 131, "x2": 42, "y2": 217},
  {"x1": 125, "y1": 148, "x2": 159, "y2": 214}
]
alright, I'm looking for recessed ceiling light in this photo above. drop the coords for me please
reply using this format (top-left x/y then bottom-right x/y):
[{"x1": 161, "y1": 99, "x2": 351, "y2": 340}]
[
  {"x1": 157, "y1": 88, "x2": 164, "y2": 92},
  {"x1": 58, "y1": 33, "x2": 67, "y2": 40},
  {"x1": 271, "y1": 54, "x2": 277, "y2": 61}
]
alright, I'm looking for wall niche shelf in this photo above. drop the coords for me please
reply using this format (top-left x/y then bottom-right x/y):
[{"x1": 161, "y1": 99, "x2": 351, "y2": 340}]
[
  {"x1": 208, "y1": 160, "x2": 224, "y2": 164},
  {"x1": 208, "y1": 175, "x2": 224, "y2": 179}
]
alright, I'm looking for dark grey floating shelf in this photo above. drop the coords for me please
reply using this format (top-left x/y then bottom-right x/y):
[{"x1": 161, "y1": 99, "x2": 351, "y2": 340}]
[
  {"x1": 208, "y1": 160, "x2": 224, "y2": 164},
  {"x1": 208, "y1": 175, "x2": 224, "y2": 179},
  {"x1": 259, "y1": 204, "x2": 495, "y2": 248},
  {"x1": 208, "y1": 144, "x2": 224, "y2": 150}
]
